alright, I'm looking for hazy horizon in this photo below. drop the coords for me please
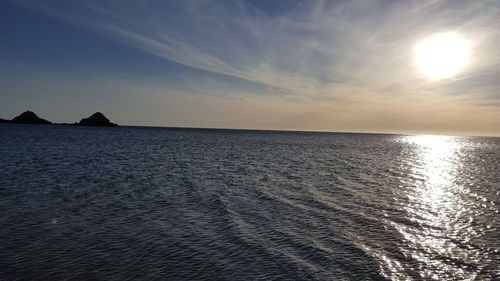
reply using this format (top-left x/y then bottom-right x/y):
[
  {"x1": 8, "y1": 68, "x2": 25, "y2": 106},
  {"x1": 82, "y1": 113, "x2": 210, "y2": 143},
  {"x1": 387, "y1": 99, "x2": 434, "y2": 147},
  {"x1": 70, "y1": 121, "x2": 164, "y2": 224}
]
[
  {"x1": 2, "y1": 109, "x2": 498, "y2": 138},
  {"x1": 1, "y1": 0, "x2": 499, "y2": 137}
]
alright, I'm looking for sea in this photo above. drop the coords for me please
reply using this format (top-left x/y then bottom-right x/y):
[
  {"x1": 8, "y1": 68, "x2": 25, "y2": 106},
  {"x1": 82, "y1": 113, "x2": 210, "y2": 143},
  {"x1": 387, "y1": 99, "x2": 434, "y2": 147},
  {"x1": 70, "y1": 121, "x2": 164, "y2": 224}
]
[{"x1": 1, "y1": 124, "x2": 499, "y2": 281}]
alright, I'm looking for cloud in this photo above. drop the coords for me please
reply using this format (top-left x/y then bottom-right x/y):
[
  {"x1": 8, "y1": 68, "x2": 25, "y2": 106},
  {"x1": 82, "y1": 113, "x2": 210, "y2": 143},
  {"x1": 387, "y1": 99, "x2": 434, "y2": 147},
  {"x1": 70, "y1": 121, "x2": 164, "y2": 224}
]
[{"x1": 13, "y1": 0, "x2": 500, "y2": 104}]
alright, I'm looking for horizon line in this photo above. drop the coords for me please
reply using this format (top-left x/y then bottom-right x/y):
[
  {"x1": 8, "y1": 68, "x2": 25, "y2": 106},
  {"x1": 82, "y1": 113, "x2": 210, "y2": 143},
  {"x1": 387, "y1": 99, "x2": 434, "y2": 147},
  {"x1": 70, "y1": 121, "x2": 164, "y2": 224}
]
[{"x1": 1, "y1": 111, "x2": 498, "y2": 138}]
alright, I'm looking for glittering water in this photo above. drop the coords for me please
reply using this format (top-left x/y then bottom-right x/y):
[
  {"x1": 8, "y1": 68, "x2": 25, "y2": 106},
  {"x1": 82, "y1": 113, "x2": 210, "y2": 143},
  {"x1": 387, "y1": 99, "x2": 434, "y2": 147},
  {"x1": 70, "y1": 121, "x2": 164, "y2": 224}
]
[{"x1": 1, "y1": 124, "x2": 499, "y2": 280}]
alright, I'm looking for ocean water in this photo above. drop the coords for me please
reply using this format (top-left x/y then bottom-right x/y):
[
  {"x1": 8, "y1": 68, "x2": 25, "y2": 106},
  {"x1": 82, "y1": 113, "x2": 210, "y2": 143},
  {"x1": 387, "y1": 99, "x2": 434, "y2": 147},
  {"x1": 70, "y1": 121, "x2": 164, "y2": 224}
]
[{"x1": 0, "y1": 124, "x2": 499, "y2": 281}]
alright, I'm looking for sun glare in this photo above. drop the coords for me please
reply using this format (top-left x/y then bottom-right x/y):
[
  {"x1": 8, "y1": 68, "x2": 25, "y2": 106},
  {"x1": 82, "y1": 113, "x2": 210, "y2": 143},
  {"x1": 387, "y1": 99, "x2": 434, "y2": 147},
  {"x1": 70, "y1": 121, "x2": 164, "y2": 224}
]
[{"x1": 415, "y1": 32, "x2": 471, "y2": 79}]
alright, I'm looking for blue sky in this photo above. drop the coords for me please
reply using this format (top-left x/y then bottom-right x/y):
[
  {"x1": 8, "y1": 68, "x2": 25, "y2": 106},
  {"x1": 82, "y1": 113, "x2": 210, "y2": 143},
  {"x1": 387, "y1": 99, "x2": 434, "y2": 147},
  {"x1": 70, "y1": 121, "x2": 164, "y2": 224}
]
[{"x1": 1, "y1": 0, "x2": 499, "y2": 136}]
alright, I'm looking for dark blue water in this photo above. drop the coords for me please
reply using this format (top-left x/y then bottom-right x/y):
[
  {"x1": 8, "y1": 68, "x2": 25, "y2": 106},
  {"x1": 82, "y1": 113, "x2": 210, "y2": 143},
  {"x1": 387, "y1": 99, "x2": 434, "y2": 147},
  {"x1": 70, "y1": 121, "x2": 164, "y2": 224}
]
[{"x1": 1, "y1": 124, "x2": 499, "y2": 280}]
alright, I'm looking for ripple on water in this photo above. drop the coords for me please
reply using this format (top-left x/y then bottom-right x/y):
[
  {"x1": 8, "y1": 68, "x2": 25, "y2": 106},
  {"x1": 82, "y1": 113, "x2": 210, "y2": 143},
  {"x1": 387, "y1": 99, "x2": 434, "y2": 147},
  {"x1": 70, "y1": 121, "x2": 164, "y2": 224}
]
[{"x1": 0, "y1": 125, "x2": 499, "y2": 280}]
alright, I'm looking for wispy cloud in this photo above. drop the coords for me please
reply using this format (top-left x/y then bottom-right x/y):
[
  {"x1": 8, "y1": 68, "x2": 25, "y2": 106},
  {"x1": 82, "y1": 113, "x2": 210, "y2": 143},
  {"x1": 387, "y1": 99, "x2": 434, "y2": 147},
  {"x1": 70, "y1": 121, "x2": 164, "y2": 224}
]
[{"x1": 13, "y1": 0, "x2": 500, "y2": 104}]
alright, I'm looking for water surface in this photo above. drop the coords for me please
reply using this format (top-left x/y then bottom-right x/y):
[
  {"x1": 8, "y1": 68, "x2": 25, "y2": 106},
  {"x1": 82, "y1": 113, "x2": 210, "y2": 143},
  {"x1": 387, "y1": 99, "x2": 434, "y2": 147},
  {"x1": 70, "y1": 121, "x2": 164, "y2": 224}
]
[{"x1": 1, "y1": 124, "x2": 499, "y2": 280}]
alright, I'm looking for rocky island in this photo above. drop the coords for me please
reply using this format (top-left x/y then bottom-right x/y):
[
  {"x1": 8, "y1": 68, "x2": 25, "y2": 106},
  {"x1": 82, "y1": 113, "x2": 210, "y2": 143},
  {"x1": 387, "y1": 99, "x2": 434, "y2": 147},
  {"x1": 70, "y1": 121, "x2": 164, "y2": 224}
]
[
  {"x1": 11, "y1": 111, "x2": 52, "y2": 124},
  {"x1": 0, "y1": 111, "x2": 118, "y2": 127},
  {"x1": 78, "y1": 112, "x2": 118, "y2": 127}
]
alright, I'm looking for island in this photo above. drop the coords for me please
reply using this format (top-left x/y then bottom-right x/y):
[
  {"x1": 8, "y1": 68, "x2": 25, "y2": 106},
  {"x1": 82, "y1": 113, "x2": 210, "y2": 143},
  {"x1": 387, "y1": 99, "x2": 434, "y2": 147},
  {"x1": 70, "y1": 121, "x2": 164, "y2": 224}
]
[
  {"x1": 78, "y1": 112, "x2": 118, "y2": 127},
  {"x1": 10, "y1": 111, "x2": 52, "y2": 124},
  {"x1": 0, "y1": 111, "x2": 119, "y2": 127}
]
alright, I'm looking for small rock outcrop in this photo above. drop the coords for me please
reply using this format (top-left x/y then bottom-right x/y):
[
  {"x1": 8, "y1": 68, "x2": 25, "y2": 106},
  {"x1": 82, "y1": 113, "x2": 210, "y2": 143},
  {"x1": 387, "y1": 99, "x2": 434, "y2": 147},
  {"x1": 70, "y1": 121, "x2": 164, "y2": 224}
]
[
  {"x1": 11, "y1": 111, "x2": 52, "y2": 124},
  {"x1": 78, "y1": 112, "x2": 118, "y2": 127}
]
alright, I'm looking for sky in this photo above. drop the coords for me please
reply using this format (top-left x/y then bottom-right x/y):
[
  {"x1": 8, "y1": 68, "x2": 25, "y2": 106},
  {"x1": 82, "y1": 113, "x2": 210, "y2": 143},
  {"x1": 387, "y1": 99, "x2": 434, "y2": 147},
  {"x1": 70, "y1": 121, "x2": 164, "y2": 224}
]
[{"x1": 1, "y1": 0, "x2": 499, "y2": 136}]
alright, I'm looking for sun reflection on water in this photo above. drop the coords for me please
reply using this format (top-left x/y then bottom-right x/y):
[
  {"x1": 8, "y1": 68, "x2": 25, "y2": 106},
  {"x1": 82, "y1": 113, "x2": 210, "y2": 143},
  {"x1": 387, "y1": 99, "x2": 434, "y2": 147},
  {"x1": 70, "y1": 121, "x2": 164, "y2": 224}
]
[
  {"x1": 387, "y1": 135, "x2": 491, "y2": 280},
  {"x1": 405, "y1": 135, "x2": 462, "y2": 224}
]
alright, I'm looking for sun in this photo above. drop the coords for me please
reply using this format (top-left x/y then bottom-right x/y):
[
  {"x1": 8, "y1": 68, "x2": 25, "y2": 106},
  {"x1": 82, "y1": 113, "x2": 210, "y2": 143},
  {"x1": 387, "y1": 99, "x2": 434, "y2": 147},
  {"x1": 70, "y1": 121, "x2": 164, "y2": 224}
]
[{"x1": 414, "y1": 32, "x2": 471, "y2": 79}]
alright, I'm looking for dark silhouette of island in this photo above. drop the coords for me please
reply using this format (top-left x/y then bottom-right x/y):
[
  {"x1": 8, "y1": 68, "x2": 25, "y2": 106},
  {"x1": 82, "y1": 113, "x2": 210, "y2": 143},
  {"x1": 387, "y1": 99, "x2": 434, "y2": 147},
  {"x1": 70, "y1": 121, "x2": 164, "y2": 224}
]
[
  {"x1": 11, "y1": 111, "x2": 52, "y2": 124},
  {"x1": 0, "y1": 111, "x2": 118, "y2": 127},
  {"x1": 78, "y1": 112, "x2": 118, "y2": 127}
]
